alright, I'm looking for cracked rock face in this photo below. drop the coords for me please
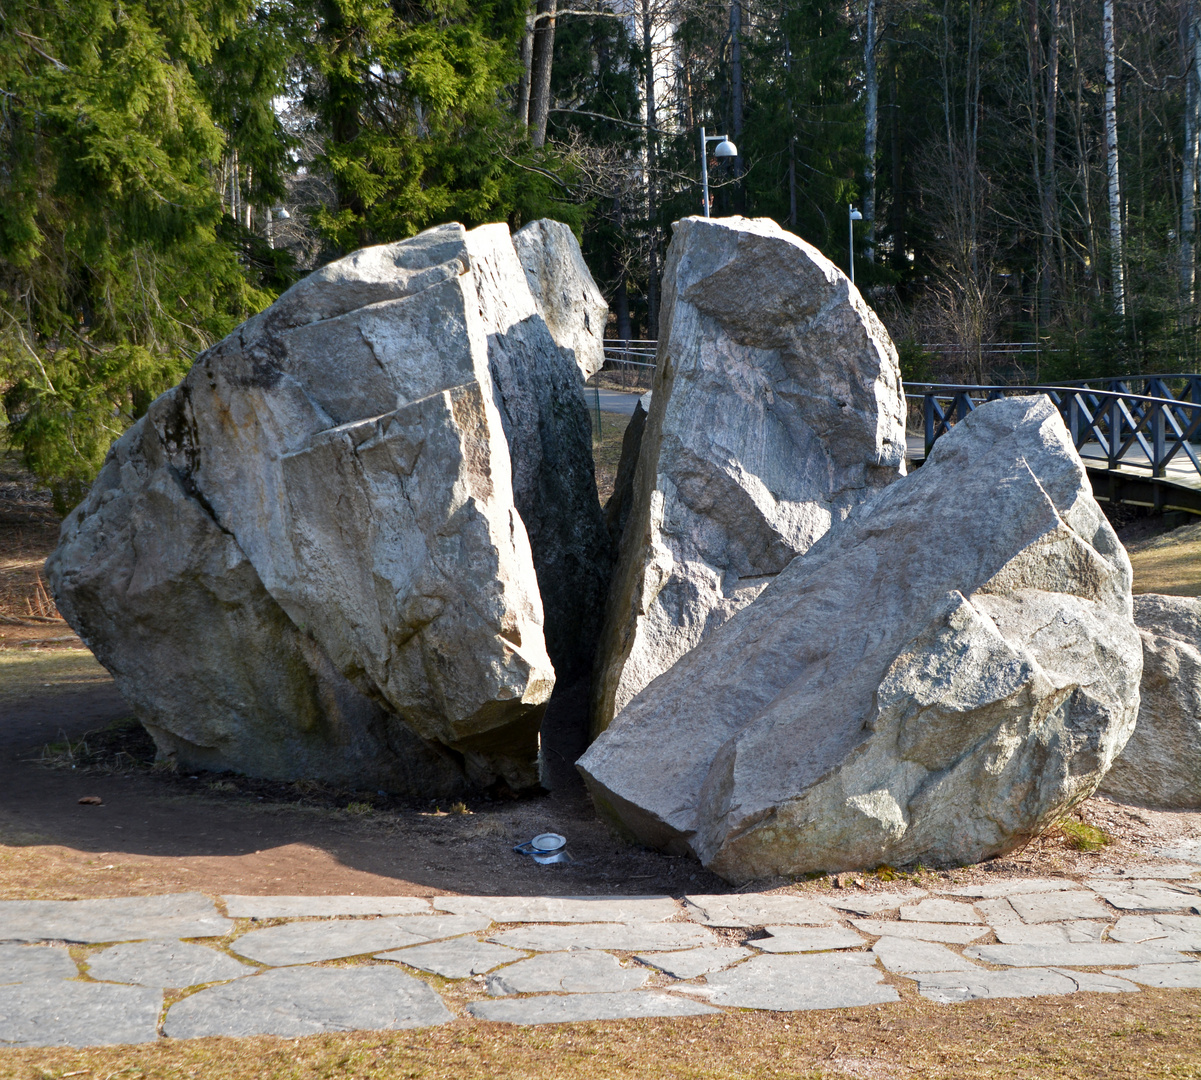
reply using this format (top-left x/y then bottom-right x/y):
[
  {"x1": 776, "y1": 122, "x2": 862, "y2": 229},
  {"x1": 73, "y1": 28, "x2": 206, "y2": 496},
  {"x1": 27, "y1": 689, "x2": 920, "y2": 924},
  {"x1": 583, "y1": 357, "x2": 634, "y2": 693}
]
[
  {"x1": 590, "y1": 215, "x2": 907, "y2": 736},
  {"x1": 48, "y1": 220, "x2": 607, "y2": 793},
  {"x1": 578, "y1": 396, "x2": 1142, "y2": 882},
  {"x1": 1099, "y1": 594, "x2": 1201, "y2": 808}
]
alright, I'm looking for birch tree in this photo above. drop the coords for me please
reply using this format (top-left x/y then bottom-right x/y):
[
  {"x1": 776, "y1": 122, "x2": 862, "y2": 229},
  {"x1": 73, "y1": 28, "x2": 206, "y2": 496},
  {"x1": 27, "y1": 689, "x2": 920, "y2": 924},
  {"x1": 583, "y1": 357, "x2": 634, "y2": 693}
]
[{"x1": 1103, "y1": 0, "x2": 1125, "y2": 315}]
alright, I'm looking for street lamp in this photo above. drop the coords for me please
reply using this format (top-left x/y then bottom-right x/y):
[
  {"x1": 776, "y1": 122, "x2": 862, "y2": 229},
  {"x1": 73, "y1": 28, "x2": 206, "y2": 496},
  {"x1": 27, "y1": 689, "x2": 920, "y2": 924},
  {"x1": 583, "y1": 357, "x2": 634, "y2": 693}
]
[
  {"x1": 848, "y1": 206, "x2": 863, "y2": 284},
  {"x1": 700, "y1": 127, "x2": 738, "y2": 218}
]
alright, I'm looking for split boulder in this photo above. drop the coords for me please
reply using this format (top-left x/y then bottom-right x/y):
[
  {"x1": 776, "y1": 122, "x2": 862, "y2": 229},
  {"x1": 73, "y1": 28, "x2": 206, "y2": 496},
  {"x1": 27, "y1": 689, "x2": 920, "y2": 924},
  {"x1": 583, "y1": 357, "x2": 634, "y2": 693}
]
[
  {"x1": 591, "y1": 215, "x2": 908, "y2": 735},
  {"x1": 1099, "y1": 593, "x2": 1201, "y2": 808},
  {"x1": 578, "y1": 395, "x2": 1142, "y2": 882}
]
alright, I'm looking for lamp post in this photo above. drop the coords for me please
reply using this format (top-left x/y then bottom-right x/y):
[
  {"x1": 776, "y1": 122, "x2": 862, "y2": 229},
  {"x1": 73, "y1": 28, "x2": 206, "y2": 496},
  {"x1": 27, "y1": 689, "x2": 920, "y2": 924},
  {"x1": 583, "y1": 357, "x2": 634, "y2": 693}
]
[
  {"x1": 848, "y1": 205, "x2": 863, "y2": 284},
  {"x1": 700, "y1": 127, "x2": 739, "y2": 217}
]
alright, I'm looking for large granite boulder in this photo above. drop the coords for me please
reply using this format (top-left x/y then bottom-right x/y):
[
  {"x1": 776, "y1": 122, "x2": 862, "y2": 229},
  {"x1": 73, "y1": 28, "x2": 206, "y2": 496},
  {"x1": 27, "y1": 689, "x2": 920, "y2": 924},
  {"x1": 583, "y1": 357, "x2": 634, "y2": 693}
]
[
  {"x1": 513, "y1": 219, "x2": 608, "y2": 380},
  {"x1": 579, "y1": 396, "x2": 1142, "y2": 882},
  {"x1": 591, "y1": 215, "x2": 908, "y2": 736},
  {"x1": 47, "y1": 402, "x2": 467, "y2": 794},
  {"x1": 48, "y1": 220, "x2": 608, "y2": 792},
  {"x1": 1100, "y1": 594, "x2": 1201, "y2": 808}
]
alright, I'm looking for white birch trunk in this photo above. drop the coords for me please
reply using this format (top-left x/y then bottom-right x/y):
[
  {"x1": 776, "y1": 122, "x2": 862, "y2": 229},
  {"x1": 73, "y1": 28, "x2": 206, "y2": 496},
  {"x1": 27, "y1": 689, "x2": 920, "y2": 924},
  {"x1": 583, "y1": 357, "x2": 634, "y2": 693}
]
[
  {"x1": 864, "y1": 0, "x2": 878, "y2": 262},
  {"x1": 1183, "y1": 1, "x2": 1199, "y2": 307},
  {"x1": 1103, "y1": 0, "x2": 1125, "y2": 316}
]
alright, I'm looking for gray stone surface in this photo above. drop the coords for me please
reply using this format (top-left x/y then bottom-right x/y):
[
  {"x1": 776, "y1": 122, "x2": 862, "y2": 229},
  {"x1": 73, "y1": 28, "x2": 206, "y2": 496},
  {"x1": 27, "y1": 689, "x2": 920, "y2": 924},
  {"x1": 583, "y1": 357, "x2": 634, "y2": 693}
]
[
  {"x1": 485, "y1": 951, "x2": 649, "y2": 995},
  {"x1": 1103, "y1": 962, "x2": 1201, "y2": 988},
  {"x1": 967, "y1": 942, "x2": 1191, "y2": 967},
  {"x1": 163, "y1": 965, "x2": 452, "y2": 1038},
  {"x1": 231, "y1": 915, "x2": 489, "y2": 966},
  {"x1": 1007, "y1": 891, "x2": 1109, "y2": 923},
  {"x1": 0, "y1": 981, "x2": 161, "y2": 1046},
  {"x1": 87, "y1": 939, "x2": 254, "y2": 988},
  {"x1": 466, "y1": 990, "x2": 720, "y2": 1025},
  {"x1": 826, "y1": 890, "x2": 928, "y2": 916},
  {"x1": 633, "y1": 947, "x2": 752, "y2": 979},
  {"x1": 431, "y1": 896, "x2": 678, "y2": 923},
  {"x1": 0, "y1": 944, "x2": 77, "y2": 984},
  {"x1": 1090, "y1": 865, "x2": 1201, "y2": 880},
  {"x1": 993, "y1": 921, "x2": 1108, "y2": 945},
  {"x1": 377, "y1": 938, "x2": 520, "y2": 979},
  {"x1": 749, "y1": 926, "x2": 866, "y2": 953},
  {"x1": 850, "y1": 920, "x2": 990, "y2": 944},
  {"x1": 1155, "y1": 840, "x2": 1201, "y2": 865},
  {"x1": 49, "y1": 222, "x2": 563, "y2": 794},
  {"x1": 1050, "y1": 969, "x2": 1140, "y2": 993},
  {"x1": 682, "y1": 894, "x2": 838, "y2": 927},
  {"x1": 469, "y1": 223, "x2": 611, "y2": 684},
  {"x1": 872, "y1": 936, "x2": 978, "y2": 974},
  {"x1": 974, "y1": 898, "x2": 1021, "y2": 926},
  {"x1": 702, "y1": 953, "x2": 899, "y2": 1011},
  {"x1": 602, "y1": 393, "x2": 647, "y2": 548},
  {"x1": 513, "y1": 219, "x2": 608, "y2": 381},
  {"x1": 1108, "y1": 915, "x2": 1201, "y2": 949},
  {"x1": 489, "y1": 922, "x2": 716, "y2": 952},
  {"x1": 917, "y1": 968, "x2": 1079, "y2": 1003},
  {"x1": 946, "y1": 878, "x2": 1081, "y2": 898},
  {"x1": 0, "y1": 893, "x2": 231, "y2": 943},
  {"x1": 1089, "y1": 881, "x2": 1200, "y2": 913},
  {"x1": 223, "y1": 896, "x2": 432, "y2": 919},
  {"x1": 588, "y1": 215, "x2": 907, "y2": 738},
  {"x1": 899, "y1": 899, "x2": 980, "y2": 924},
  {"x1": 1100, "y1": 594, "x2": 1201, "y2": 807},
  {"x1": 581, "y1": 396, "x2": 1141, "y2": 883}
]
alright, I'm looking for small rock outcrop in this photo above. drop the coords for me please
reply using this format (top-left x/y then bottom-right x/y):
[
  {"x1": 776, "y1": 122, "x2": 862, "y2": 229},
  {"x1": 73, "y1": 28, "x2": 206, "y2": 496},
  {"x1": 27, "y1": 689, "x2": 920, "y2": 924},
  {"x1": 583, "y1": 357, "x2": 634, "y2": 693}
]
[
  {"x1": 1100, "y1": 594, "x2": 1201, "y2": 808},
  {"x1": 513, "y1": 220, "x2": 608, "y2": 380},
  {"x1": 578, "y1": 396, "x2": 1142, "y2": 882},
  {"x1": 48, "y1": 220, "x2": 610, "y2": 792},
  {"x1": 591, "y1": 215, "x2": 908, "y2": 736}
]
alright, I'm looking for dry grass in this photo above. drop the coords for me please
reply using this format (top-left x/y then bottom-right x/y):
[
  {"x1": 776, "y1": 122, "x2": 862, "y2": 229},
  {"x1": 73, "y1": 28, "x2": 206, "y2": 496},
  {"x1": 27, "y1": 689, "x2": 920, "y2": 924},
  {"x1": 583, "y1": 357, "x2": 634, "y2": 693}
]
[
  {"x1": 593, "y1": 411, "x2": 632, "y2": 507},
  {"x1": 0, "y1": 648, "x2": 110, "y2": 704},
  {"x1": 1127, "y1": 519, "x2": 1201, "y2": 597},
  {"x1": 4, "y1": 989, "x2": 1201, "y2": 1079}
]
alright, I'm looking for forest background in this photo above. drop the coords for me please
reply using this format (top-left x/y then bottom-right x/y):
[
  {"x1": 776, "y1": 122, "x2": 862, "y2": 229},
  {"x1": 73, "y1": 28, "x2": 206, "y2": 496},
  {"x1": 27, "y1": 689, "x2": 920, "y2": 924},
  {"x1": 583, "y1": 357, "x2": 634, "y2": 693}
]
[{"x1": 2, "y1": 0, "x2": 1199, "y2": 510}]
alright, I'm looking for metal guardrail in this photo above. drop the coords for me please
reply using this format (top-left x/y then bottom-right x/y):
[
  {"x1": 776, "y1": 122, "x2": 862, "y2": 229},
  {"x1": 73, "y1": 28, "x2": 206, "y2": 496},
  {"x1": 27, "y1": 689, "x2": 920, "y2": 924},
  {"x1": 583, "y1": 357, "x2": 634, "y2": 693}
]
[{"x1": 907, "y1": 382, "x2": 1201, "y2": 483}]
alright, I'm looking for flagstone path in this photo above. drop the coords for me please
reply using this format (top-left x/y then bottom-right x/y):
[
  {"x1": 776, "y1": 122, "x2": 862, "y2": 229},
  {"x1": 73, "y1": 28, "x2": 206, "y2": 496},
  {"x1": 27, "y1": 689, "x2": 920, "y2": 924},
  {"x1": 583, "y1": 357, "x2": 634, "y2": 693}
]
[{"x1": 4, "y1": 862, "x2": 1201, "y2": 1048}]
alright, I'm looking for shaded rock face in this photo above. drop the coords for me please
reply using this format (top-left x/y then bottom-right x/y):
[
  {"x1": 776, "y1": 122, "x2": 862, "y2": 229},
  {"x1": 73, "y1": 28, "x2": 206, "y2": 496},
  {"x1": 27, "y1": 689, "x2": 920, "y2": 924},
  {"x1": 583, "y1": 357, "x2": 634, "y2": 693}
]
[
  {"x1": 513, "y1": 220, "x2": 607, "y2": 380},
  {"x1": 48, "y1": 220, "x2": 608, "y2": 793},
  {"x1": 1100, "y1": 594, "x2": 1201, "y2": 808},
  {"x1": 591, "y1": 216, "x2": 908, "y2": 736},
  {"x1": 578, "y1": 396, "x2": 1142, "y2": 883}
]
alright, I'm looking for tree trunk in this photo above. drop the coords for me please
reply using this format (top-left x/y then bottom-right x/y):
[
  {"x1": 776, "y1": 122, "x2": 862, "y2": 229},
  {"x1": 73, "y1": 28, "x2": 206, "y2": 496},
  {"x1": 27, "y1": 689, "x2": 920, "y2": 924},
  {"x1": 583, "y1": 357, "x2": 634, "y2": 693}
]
[
  {"x1": 641, "y1": 0, "x2": 659, "y2": 337},
  {"x1": 1040, "y1": 0, "x2": 1061, "y2": 332},
  {"x1": 730, "y1": 0, "x2": 744, "y2": 205},
  {"x1": 864, "y1": 0, "x2": 878, "y2": 262},
  {"x1": 890, "y1": 59, "x2": 906, "y2": 273},
  {"x1": 1182, "y1": 0, "x2": 1199, "y2": 308},
  {"x1": 529, "y1": 0, "x2": 557, "y2": 148},
  {"x1": 518, "y1": 10, "x2": 534, "y2": 128},
  {"x1": 1103, "y1": 0, "x2": 1125, "y2": 316}
]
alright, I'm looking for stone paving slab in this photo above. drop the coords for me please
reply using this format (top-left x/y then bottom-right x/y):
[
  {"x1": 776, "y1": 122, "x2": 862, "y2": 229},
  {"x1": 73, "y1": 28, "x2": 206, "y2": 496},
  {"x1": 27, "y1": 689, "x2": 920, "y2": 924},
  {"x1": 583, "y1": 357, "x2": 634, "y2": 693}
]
[
  {"x1": 376, "y1": 938, "x2": 521, "y2": 978},
  {"x1": 466, "y1": 990, "x2": 720, "y2": 1024},
  {"x1": 850, "y1": 920, "x2": 990, "y2": 944},
  {"x1": 993, "y1": 920, "x2": 1108, "y2": 945},
  {"x1": 489, "y1": 922, "x2": 716, "y2": 952},
  {"x1": 0, "y1": 944, "x2": 77, "y2": 984},
  {"x1": 699, "y1": 953, "x2": 899, "y2": 1011},
  {"x1": 1007, "y1": 891, "x2": 1110, "y2": 924},
  {"x1": 872, "y1": 937, "x2": 978, "y2": 974},
  {"x1": 87, "y1": 939, "x2": 256, "y2": 988},
  {"x1": 1109, "y1": 914, "x2": 1201, "y2": 949},
  {"x1": 749, "y1": 926, "x2": 866, "y2": 953},
  {"x1": 967, "y1": 942, "x2": 1191, "y2": 967},
  {"x1": 1103, "y1": 962, "x2": 1201, "y2": 988},
  {"x1": 916, "y1": 968, "x2": 1081, "y2": 1003},
  {"x1": 946, "y1": 879, "x2": 1082, "y2": 899},
  {"x1": 682, "y1": 894, "x2": 838, "y2": 927},
  {"x1": 0, "y1": 893, "x2": 231, "y2": 944},
  {"x1": 485, "y1": 951, "x2": 649, "y2": 995},
  {"x1": 223, "y1": 895, "x2": 432, "y2": 919},
  {"x1": 1088, "y1": 881, "x2": 1201, "y2": 913},
  {"x1": 899, "y1": 899, "x2": 980, "y2": 924},
  {"x1": 232, "y1": 915, "x2": 490, "y2": 966},
  {"x1": 973, "y1": 898, "x2": 1020, "y2": 925},
  {"x1": 633, "y1": 947, "x2": 752, "y2": 979},
  {"x1": 164, "y1": 965, "x2": 452, "y2": 1038},
  {"x1": 825, "y1": 890, "x2": 928, "y2": 916},
  {"x1": 1090, "y1": 866, "x2": 1201, "y2": 881},
  {"x1": 1048, "y1": 969, "x2": 1140, "y2": 993},
  {"x1": 0, "y1": 981, "x2": 161, "y2": 1046},
  {"x1": 1155, "y1": 841, "x2": 1201, "y2": 865},
  {"x1": 432, "y1": 896, "x2": 679, "y2": 923}
]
